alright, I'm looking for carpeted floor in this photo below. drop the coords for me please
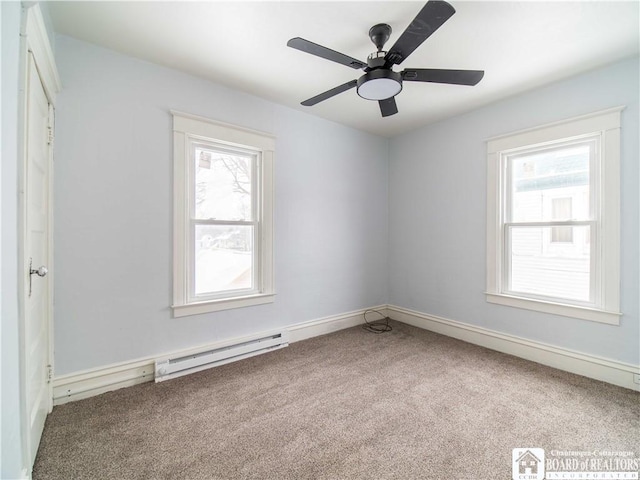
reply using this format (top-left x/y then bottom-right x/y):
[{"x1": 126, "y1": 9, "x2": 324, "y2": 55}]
[{"x1": 33, "y1": 321, "x2": 639, "y2": 479}]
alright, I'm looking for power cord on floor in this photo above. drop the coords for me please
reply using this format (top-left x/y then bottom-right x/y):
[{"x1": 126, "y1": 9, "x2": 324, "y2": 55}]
[{"x1": 362, "y1": 309, "x2": 392, "y2": 334}]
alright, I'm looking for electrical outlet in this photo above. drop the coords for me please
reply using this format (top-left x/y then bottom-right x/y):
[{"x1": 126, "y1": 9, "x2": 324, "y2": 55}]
[{"x1": 633, "y1": 373, "x2": 640, "y2": 385}]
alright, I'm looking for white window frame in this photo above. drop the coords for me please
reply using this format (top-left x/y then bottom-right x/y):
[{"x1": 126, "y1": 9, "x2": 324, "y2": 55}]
[
  {"x1": 486, "y1": 107, "x2": 623, "y2": 325},
  {"x1": 172, "y1": 111, "x2": 275, "y2": 317}
]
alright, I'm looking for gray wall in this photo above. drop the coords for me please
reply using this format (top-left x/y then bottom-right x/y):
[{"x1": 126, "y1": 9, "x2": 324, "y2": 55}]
[
  {"x1": 1, "y1": 2, "x2": 25, "y2": 477},
  {"x1": 53, "y1": 35, "x2": 389, "y2": 375},
  {"x1": 389, "y1": 57, "x2": 639, "y2": 365}
]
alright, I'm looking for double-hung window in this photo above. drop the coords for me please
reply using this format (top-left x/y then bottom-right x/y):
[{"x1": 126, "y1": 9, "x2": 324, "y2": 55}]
[
  {"x1": 486, "y1": 107, "x2": 622, "y2": 324},
  {"x1": 172, "y1": 112, "x2": 274, "y2": 317}
]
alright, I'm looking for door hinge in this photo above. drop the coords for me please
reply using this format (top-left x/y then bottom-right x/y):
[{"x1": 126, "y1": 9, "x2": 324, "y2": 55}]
[
  {"x1": 47, "y1": 127, "x2": 54, "y2": 146},
  {"x1": 47, "y1": 365, "x2": 53, "y2": 383}
]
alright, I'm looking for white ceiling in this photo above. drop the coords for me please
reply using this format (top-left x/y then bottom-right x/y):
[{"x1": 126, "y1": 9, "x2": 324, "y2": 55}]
[{"x1": 49, "y1": 1, "x2": 639, "y2": 137}]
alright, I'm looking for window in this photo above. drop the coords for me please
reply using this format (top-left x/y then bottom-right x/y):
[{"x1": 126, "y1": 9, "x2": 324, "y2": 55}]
[
  {"x1": 172, "y1": 111, "x2": 274, "y2": 317},
  {"x1": 486, "y1": 107, "x2": 622, "y2": 324}
]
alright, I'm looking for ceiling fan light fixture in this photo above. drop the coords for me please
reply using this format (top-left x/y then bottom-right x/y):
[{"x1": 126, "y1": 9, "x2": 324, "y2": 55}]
[{"x1": 357, "y1": 69, "x2": 402, "y2": 101}]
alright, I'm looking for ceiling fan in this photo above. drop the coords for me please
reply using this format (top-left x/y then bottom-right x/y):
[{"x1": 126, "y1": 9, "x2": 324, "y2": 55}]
[{"x1": 287, "y1": 0, "x2": 484, "y2": 118}]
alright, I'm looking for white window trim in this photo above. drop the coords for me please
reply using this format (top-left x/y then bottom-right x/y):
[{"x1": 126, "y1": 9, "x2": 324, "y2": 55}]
[
  {"x1": 172, "y1": 111, "x2": 275, "y2": 317},
  {"x1": 486, "y1": 107, "x2": 623, "y2": 325}
]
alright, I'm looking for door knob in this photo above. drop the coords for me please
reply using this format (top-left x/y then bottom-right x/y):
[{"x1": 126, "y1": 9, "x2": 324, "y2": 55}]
[
  {"x1": 30, "y1": 265, "x2": 48, "y2": 277},
  {"x1": 28, "y1": 258, "x2": 48, "y2": 297}
]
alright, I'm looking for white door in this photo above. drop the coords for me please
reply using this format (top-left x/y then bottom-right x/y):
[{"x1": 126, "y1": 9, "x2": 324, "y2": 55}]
[{"x1": 23, "y1": 52, "x2": 53, "y2": 467}]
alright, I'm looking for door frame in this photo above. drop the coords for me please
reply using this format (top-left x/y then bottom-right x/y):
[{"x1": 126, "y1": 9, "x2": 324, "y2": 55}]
[{"x1": 18, "y1": 3, "x2": 61, "y2": 473}]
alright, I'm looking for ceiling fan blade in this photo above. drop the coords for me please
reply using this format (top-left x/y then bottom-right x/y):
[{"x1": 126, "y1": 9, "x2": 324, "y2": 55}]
[
  {"x1": 287, "y1": 37, "x2": 367, "y2": 70},
  {"x1": 301, "y1": 79, "x2": 358, "y2": 106},
  {"x1": 379, "y1": 97, "x2": 398, "y2": 117},
  {"x1": 402, "y1": 68, "x2": 484, "y2": 85},
  {"x1": 385, "y1": 1, "x2": 456, "y2": 66}
]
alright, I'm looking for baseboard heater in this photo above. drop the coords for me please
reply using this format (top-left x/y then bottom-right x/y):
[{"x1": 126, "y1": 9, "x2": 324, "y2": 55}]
[{"x1": 154, "y1": 331, "x2": 290, "y2": 382}]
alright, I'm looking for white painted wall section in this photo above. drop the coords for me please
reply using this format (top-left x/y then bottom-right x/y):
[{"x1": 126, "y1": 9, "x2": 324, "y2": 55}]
[
  {"x1": 53, "y1": 35, "x2": 389, "y2": 375},
  {"x1": 389, "y1": 56, "x2": 639, "y2": 365},
  {"x1": 1, "y1": 2, "x2": 26, "y2": 478}
]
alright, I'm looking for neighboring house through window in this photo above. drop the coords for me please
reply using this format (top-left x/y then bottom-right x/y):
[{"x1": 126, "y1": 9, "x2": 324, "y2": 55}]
[
  {"x1": 551, "y1": 197, "x2": 574, "y2": 243},
  {"x1": 486, "y1": 107, "x2": 622, "y2": 324},
  {"x1": 172, "y1": 111, "x2": 274, "y2": 317}
]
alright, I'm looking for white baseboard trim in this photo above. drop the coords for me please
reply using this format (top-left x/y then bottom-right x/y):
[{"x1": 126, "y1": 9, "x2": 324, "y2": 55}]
[
  {"x1": 387, "y1": 304, "x2": 640, "y2": 392},
  {"x1": 53, "y1": 304, "x2": 636, "y2": 405},
  {"x1": 52, "y1": 306, "x2": 377, "y2": 405},
  {"x1": 53, "y1": 359, "x2": 155, "y2": 405},
  {"x1": 288, "y1": 305, "x2": 383, "y2": 342}
]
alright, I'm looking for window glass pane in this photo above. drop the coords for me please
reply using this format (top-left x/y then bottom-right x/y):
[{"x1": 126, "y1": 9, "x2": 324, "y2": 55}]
[
  {"x1": 195, "y1": 224, "x2": 253, "y2": 295},
  {"x1": 194, "y1": 146, "x2": 253, "y2": 221},
  {"x1": 508, "y1": 225, "x2": 590, "y2": 302},
  {"x1": 551, "y1": 198, "x2": 573, "y2": 242},
  {"x1": 551, "y1": 226, "x2": 573, "y2": 243},
  {"x1": 509, "y1": 144, "x2": 590, "y2": 222}
]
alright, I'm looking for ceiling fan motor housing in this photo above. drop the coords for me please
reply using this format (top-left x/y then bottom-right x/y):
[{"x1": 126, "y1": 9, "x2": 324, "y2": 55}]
[{"x1": 367, "y1": 51, "x2": 387, "y2": 69}]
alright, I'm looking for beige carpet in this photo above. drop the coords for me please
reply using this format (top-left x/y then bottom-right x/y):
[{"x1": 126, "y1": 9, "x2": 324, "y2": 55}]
[{"x1": 33, "y1": 321, "x2": 639, "y2": 479}]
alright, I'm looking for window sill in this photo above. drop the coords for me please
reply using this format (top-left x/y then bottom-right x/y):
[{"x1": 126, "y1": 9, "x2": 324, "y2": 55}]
[
  {"x1": 172, "y1": 293, "x2": 275, "y2": 318},
  {"x1": 485, "y1": 292, "x2": 621, "y2": 325}
]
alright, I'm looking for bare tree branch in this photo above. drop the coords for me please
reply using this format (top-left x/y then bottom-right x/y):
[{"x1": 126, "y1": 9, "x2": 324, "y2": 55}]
[{"x1": 220, "y1": 156, "x2": 250, "y2": 195}]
